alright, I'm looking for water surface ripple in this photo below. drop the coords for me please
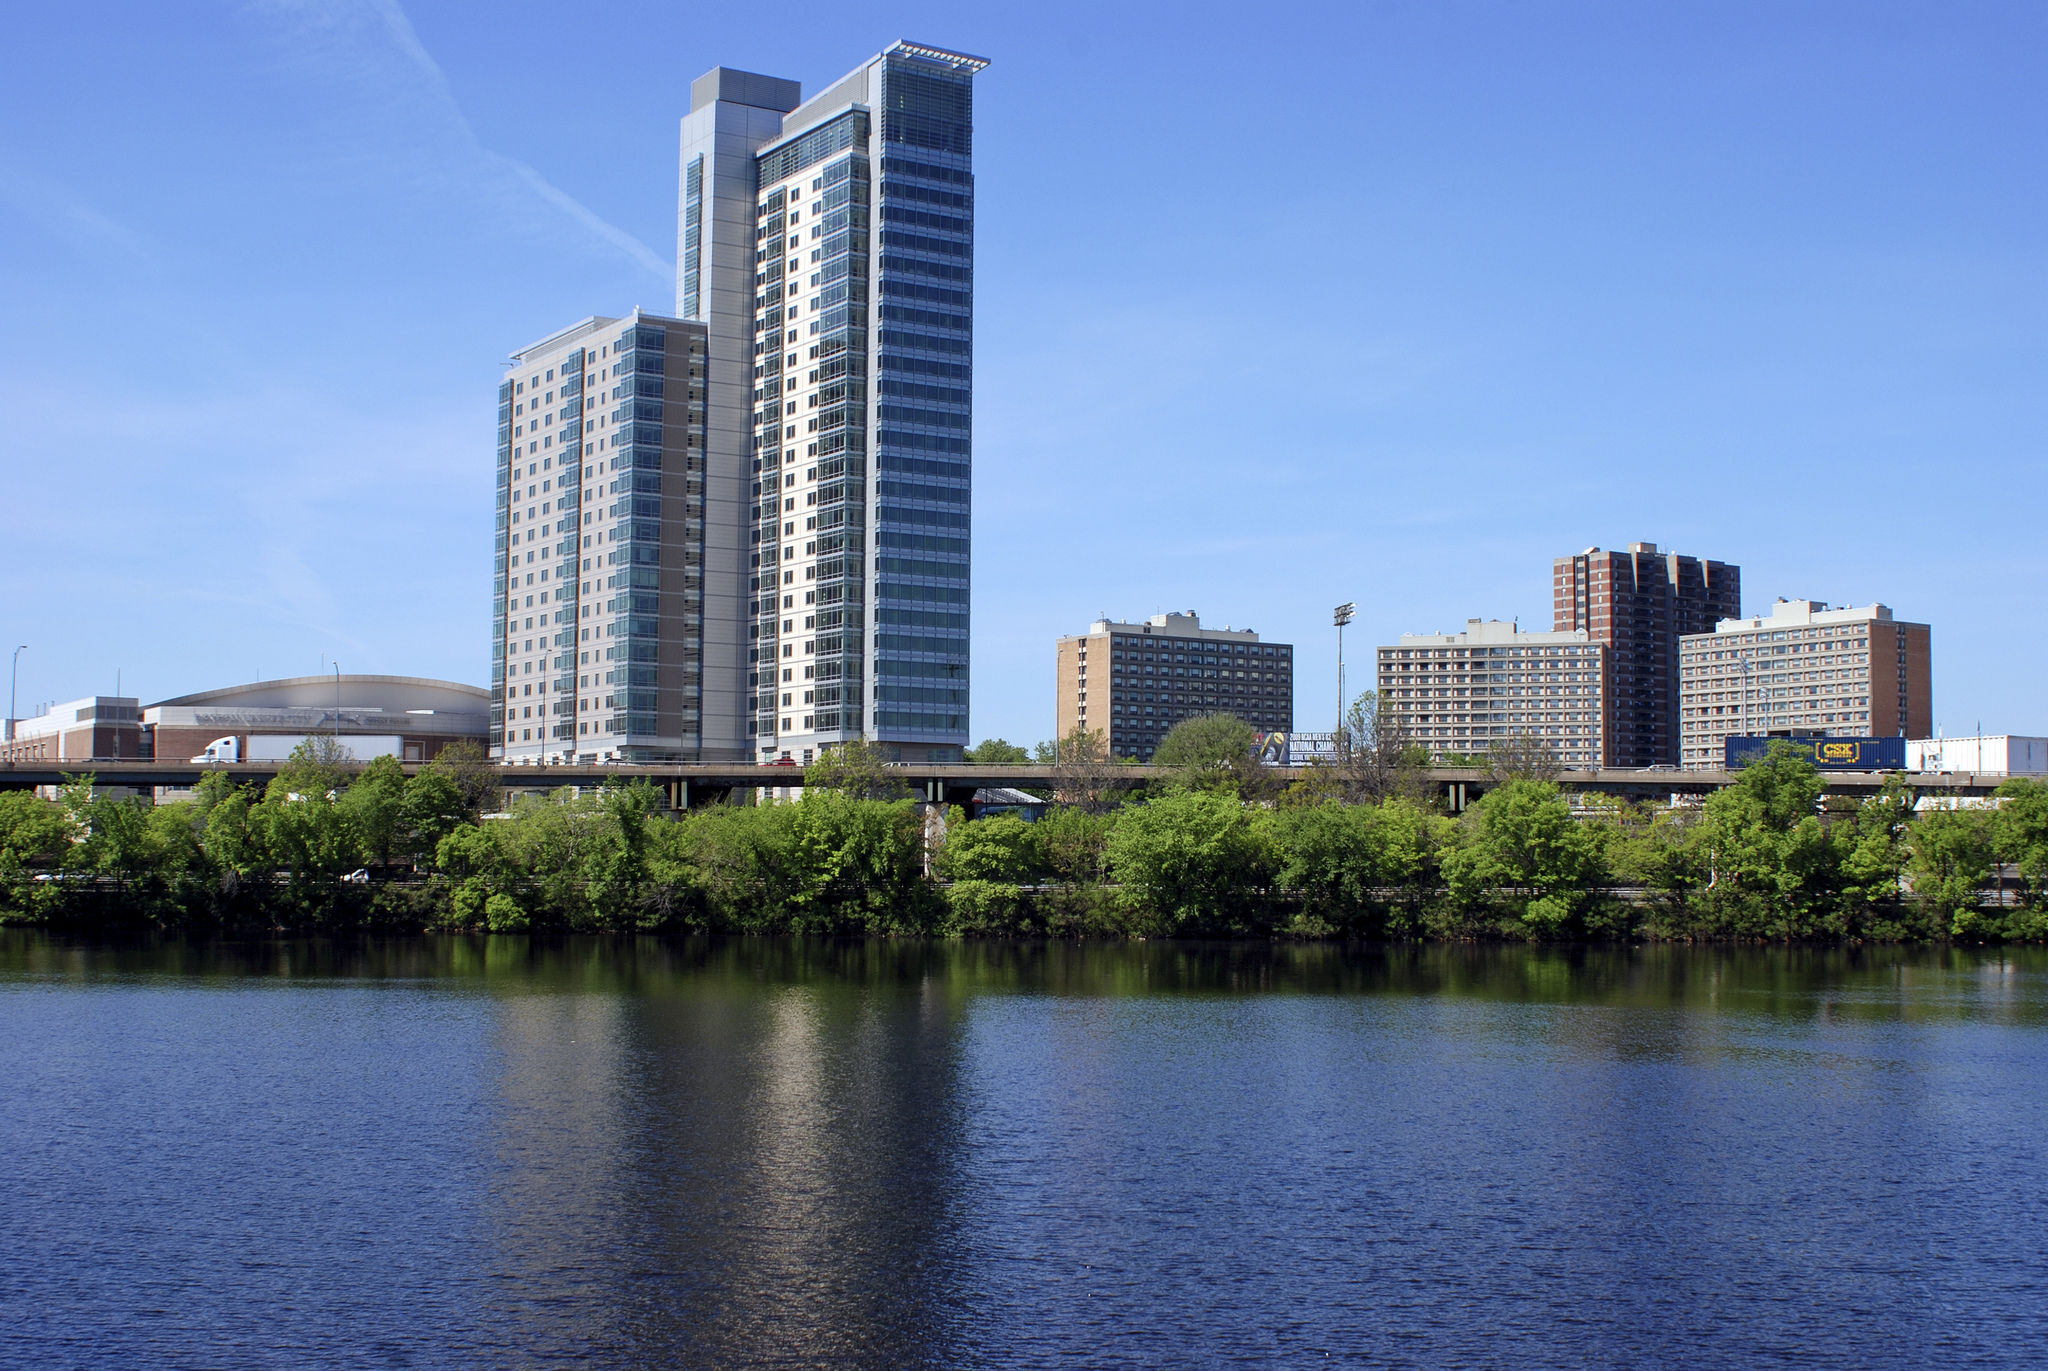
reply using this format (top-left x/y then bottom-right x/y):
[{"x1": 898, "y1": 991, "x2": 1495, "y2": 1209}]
[{"x1": 1, "y1": 935, "x2": 2042, "y2": 1367}]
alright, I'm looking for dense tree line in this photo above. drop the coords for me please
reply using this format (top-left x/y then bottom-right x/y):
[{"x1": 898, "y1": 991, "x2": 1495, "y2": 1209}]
[{"x1": 3, "y1": 733, "x2": 2045, "y2": 941}]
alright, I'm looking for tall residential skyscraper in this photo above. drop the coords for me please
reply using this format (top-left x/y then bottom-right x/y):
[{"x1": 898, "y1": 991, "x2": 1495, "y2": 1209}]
[
  {"x1": 492, "y1": 41, "x2": 985, "y2": 766},
  {"x1": 679, "y1": 41, "x2": 986, "y2": 764},
  {"x1": 1554, "y1": 542, "x2": 1740, "y2": 768},
  {"x1": 494, "y1": 313, "x2": 711, "y2": 763}
]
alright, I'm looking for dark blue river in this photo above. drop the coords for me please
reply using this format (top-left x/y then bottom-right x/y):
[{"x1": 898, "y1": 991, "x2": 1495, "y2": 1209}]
[{"x1": 2, "y1": 935, "x2": 2044, "y2": 1367}]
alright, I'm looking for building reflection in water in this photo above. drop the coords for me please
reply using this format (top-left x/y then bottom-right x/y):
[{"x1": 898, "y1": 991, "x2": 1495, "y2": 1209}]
[{"x1": 472, "y1": 944, "x2": 970, "y2": 1366}]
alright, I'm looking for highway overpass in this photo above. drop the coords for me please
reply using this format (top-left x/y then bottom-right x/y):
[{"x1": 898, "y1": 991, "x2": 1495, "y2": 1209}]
[{"x1": 0, "y1": 759, "x2": 2009, "y2": 811}]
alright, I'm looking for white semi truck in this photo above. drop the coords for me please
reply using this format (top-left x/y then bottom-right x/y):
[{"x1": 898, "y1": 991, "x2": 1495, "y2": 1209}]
[{"x1": 190, "y1": 734, "x2": 405, "y2": 765}]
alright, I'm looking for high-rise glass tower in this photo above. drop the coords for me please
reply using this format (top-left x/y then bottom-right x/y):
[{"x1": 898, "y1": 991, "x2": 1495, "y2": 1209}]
[
  {"x1": 679, "y1": 41, "x2": 986, "y2": 764},
  {"x1": 493, "y1": 312, "x2": 710, "y2": 763},
  {"x1": 491, "y1": 40, "x2": 983, "y2": 766}
]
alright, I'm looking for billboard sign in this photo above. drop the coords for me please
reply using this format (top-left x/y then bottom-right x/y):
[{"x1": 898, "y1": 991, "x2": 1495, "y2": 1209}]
[
  {"x1": 1724, "y1": 736, "x2": 1906, "y2": 771},
  {"x1": 1254, "y1": 732, "x2": 1337, "y2": 766}
]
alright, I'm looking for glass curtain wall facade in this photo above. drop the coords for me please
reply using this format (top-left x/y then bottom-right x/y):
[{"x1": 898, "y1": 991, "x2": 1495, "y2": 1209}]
[
  {"x1": 678, "y1": 41, "x2": 986, "y2": 764},
  {"x1": 493, "y1": 312, "x2": 709, "y2": 763}
]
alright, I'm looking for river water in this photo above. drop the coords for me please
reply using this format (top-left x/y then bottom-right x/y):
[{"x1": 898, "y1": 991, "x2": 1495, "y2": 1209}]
[{"x1": 1, "y1": 934, "x2": 2043, "y2": 1368}]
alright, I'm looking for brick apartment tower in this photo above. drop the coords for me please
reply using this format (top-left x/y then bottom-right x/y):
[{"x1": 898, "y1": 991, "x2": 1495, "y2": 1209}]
[{"x1": 1554, "y1": 543, "x2": 1739, "y2": 768}]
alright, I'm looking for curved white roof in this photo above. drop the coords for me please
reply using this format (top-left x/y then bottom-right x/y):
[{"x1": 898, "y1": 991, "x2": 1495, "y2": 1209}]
[
  {"x1": 145, "y1": 675, "x2": 489, "y2": 736},
  {"x1": 151, "y1": 674, "x2": 486, "y2": 712}
]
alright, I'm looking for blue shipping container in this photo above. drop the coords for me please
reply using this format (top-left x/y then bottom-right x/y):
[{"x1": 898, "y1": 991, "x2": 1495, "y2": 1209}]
[{"x1": 1724, "y1": 736, "x2": 1906, "y2": 771}]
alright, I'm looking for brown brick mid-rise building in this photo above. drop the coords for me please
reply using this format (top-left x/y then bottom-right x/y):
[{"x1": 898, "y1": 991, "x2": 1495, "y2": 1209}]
[
  {"x1": 1055, "y1": 612, "x2": 1293, "y2": 759},
  {"x1": 1555, "y1": 542, "x2": 1739, "y2": 768}
]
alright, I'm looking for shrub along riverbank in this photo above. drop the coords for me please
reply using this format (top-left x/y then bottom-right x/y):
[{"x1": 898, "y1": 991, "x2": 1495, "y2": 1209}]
[{"x1": 2, "y1": 739, "x2": 2046, "y2": 942}]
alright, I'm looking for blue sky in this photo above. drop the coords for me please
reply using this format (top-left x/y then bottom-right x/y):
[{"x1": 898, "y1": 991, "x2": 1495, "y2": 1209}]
[{"x1": 2, "y1": 1, "x2": 2042, "y2": 744}]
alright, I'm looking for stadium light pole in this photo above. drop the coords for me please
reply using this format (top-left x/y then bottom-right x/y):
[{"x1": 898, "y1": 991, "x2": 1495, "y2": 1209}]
[
  {"x1": 6, "y1": 645, "x2": 24, "y2": 745},
  {"x1": 1333, "y1": 603, "x2": 1356, "y2": 750}
]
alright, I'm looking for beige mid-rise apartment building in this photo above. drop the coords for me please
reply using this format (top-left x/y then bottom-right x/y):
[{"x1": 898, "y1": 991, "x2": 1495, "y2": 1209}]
[
  {"x1": 1677, "y1": 599, "x2": 1932, "y2": 769},
  {"x1": 1055, "y1": 612, "x2": 1293, "y2": 760},
  {"x1": 1378, "y1": 620, "x2": 1611, "y2": 768}
]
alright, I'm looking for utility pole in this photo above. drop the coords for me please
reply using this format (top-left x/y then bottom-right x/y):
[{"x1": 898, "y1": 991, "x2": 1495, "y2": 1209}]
[
  {"x1": 1333, "y1": 602, "x2": 1356, "y2": 755},
  {"x1": 6, "y1": 645, "x2": 23, "y2": 746},
  {"x1": 333, "y1": 664, "x2": 342, "y2": 754}
]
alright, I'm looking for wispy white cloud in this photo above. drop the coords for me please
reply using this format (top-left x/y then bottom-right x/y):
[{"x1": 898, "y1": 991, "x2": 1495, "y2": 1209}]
[
  {"x1": 0, "y1": 159, "x2": 147, "y2": 256},
  {"x1": 0, "y1": 367, "x2": 487, "y2": 668},
  {"x1": 255, "y1": 0, "x2": 672, "y2": 283}
]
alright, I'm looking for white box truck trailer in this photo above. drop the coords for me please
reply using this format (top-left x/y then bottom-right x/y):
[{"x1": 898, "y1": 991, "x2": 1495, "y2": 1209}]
[{"x1": 191, "y1": 734, "x2": 406, "y2": 764}]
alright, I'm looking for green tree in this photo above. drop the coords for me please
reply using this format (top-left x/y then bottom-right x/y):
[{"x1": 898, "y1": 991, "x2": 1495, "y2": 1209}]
[
  {"x1": 1105, "y1": 789, "x2": 1276, "y2": 935},
  {"x1": 1153, "y1": 713, "x2": 1265, "y2": 794},
  {"x1": 398, "y1": 766, "x2": 470, "y2": 862},
  {"x1": 434, "y1": 822, "x2": 515, "y2": 926},
  {"x1": 1270, "y1": 794, "x2": 1453, "y2": 933},
  {"x1": 1839, "y1": 775, "x2": 1914, "y2": 918},
  {"x1": 932, "y1": 811, "x2": 1043, "y2": 935},
  {"x1": 425, "y1": 740, "x2": 502, "y2": 819},
  {"x1": 250, "y1": 746, "x2": 367, "y2": 917},
  {"x1": 933, "y1": 812, "x2": 1044, "y2": 884},
  {"x1": 1370, "y1": 797, "x2": 1454, "y2": 927},
  {"x1": 1908, "y1": 805, "x2": 1994, "y2": 931},
  {"x1": 1601, "y1": 801, "x2": 1706, "y2": 930},
  {"x1": 1272, "y1": 801, "x2": 1379, "y2": 927},
  {"x1": 802, "y1": 737, "x2": 910, "y2": 800},
  {"x1": 580, "y1": 780, "x2": 678, "y2": 929},
  {"x1": 681, "y1": 801, "x2": 801, "y2": 929},
  {"x1": 1036, "y1": 805, "x2": 1114, "y2": 888},
  {"x1": 1277, "y1": 761, "x2": 1349, "y2": 809},
  {"x1": 491, "y1": 789, "x2": 608, "y2": 927},
  {"x1": 964, "y1": 738, "x2": 1031, "y2": 765},
  {"x1": 0, "y1": 790, "x2": 75, "y2": 920},
  {"x1": 339, "y1": 755, "x2": 407, "y2": 865},
  {"x1": 781, "y1": 791, "x2": 935, "y2": 933},
  {"x1": 1441, "y1": 779, "x2": 1601, "y2": 932},
  {"x1": 1992, "y1": 778, "x2": 2048, "y2": 907},
  {"x1": 0, "y1": 790, "x2": 71, "y2": 869},
  {"x1": 1692, "y1": 742, "x2": 1842, "y2": 937},
  {"x1": 274, "y1": 735, "x2": 356, "y2": 801}
]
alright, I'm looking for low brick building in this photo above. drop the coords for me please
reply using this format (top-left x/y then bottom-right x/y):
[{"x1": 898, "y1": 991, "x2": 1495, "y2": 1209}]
[{"x1": 0, "y1": 697, "x2": 147, "y2": 765}]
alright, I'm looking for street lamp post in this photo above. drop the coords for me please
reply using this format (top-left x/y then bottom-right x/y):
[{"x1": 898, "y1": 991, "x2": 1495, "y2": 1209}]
[
  {"x1": 6, "y1": 645, "x2": 24, "y2": 746},
  {"x1": 1333, "y1": 602, "x2": 1356, "y2": 753},
  {"x1": 1739, "y1": 654, "x2": 1753, "y2": 754}
]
